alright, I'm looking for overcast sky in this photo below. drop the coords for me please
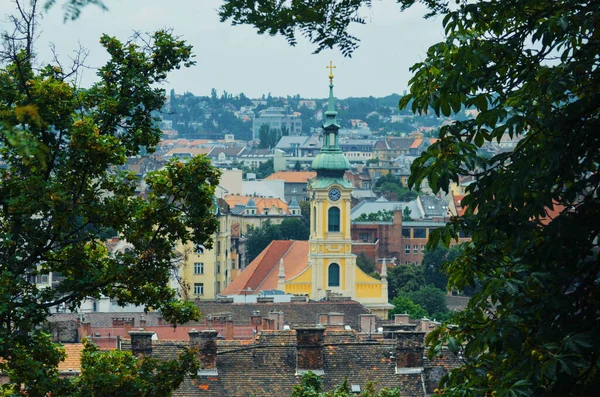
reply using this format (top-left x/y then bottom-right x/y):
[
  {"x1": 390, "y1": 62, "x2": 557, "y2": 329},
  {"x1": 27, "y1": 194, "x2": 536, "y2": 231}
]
[{"x1": 1, "y1": 0, "x2": 445, "y2": 99}]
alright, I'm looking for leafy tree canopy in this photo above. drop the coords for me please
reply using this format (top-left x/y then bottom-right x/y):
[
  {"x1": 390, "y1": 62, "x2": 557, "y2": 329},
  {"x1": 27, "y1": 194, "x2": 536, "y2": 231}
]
[
  {"x1": 422, "y1": 244, "x2": 461, "y2": 291},
  {"x1": 387, "y1": 263, "x2": 424, "y2": 299},
  {"x1": 1, "y1": 1, "x2": 217, "y2": 394},
  {"x1": 389, "y1": 295, "x2": 428, "y2": 321}
]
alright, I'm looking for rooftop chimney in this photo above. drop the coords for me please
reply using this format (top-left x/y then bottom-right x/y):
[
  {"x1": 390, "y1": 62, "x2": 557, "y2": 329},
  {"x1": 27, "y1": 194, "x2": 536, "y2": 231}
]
[
  {"x1": 296, "y1": 326, "x2": 325, "y2": 375},
  {"x1": 189, "y1": 329, "x2": 218, "y2": 376},
  {"x1": 395, "y1": 331, "x2": 425, "y2": 374},
  {"x1": 129, "y1": 329, "x2": 154, "y2": 357},
  {"x1": 360, "y1": 314, "x2": 377, "y2": 335},
  {"x1": 394, "y1": 313, "x2": 410, "y2": 325}
]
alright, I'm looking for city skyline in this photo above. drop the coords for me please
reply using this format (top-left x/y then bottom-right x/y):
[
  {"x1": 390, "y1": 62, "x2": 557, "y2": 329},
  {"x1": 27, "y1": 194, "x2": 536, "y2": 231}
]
[{"x1": 0, "y1": 0, "x2": 444, "y2": 99}]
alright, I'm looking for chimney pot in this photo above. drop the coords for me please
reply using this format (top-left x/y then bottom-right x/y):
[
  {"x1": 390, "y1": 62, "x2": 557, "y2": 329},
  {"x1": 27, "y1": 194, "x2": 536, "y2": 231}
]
[
  {"x1": 189, "y1": 329, "x2": 219, "y2": 375},
  {"x1": 296, "y1": 326, "x2": 325, "y2": 374},
  {"x1": 129, "y1": 330, "x2": 154, "y2": 357}
]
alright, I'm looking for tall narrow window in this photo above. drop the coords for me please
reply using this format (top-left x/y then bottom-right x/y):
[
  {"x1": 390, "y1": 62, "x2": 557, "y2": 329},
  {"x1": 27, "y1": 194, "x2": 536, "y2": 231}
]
[
  {"x1": 313, "y1": 207, "x2": 317, "y2": 232},
  {"x1": 328, "y1": 263, "x2": 340, "y2": 287},
  {"x1": 328, "y1": 207, "x2": 340, "y2": 232}
]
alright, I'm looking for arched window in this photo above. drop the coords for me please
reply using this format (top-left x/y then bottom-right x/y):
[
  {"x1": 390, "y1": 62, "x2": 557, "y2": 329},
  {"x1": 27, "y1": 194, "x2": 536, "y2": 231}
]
[
  {"x1": 328, "y1": 263, "x2": 340, "y2": 287},
  {"x1": 328, "y1": 207, "x2": 340, "y2": 232}
]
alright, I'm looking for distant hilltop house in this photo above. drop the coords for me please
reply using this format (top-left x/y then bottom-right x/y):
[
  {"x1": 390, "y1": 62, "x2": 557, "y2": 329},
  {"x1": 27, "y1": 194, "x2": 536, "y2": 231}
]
[{"x1": 252, "y1": 107, "x2": 302, "y2": 140}]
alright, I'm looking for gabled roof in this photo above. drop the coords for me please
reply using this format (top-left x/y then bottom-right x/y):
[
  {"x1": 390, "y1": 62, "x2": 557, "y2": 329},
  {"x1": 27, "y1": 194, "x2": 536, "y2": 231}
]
[
  {"x1": 207, "y1": 146, "x2": 246, "y2": 158},
  {"x1": 224, "y1": 195, "x2": 290, "y2": 214},
  {"x1": 386, "y1": 137, "x2": 414, "y2": 150},
  {"x1": 222, "y1": 240, "x2": 309, "y2": 295},
  {"x1": 275, "y1": 136, "x2": 308, "y2": 149},
  {"x1": 264, "y1": 171, "x2": 316, "y2": 183}
]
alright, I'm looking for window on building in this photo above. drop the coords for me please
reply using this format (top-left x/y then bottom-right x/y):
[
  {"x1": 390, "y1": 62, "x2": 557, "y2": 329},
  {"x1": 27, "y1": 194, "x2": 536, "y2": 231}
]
[
  {"x1": 413, "y1": 245, "x2": 419, "y2": 253},
  {"x1": 414, "y1": 228, "x2": 427, "y2": 238},
  {"x1": 405, "y1": 245, "x2": 411, "y2": 254},
  {"x1": 421, "y1": 245, "x2": 426, "y2": 253},
  {"x1": 217, "y1": 262, "x2": 221, "y2": 273},
  {"x1": 402, "y1": 228, "x2": 411, "y2": 238},
  {"x1": 328, "y1": 207, "x2": 340, "y2": 232},
  {"x1": 217, "y1": 241, "x2": 221, "y2": 254},
  {"x1": 359, "y1": 232, "x2": 370, "y2": 242},
  {"x1": 313, "y1": 207, "x2": 317, "y2": 232},
  {"x1": 231, "y1": 259, "x2": 236, "y2": 269},
  {"x1": 194, "y1": 262, "x2": 204, "y2": 275},
  {"x1": 194, "y1": 283, "x2": 204, "y2": 295},
  {"x1": 36, "y1": 274, "x2": 49, "y2": 284},
  {"x1": 194, "y1": 246, "x2": 205, "y2": 255},
  {"x1": 328, "y1": 263, "x2": 340, "y2": 287}
]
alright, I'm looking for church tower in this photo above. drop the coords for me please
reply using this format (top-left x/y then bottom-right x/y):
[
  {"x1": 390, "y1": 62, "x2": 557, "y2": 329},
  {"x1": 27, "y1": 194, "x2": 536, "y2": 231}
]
[
  {"x1": 308, "y1": 62, "x2": 354, "y2": 300},
  {"x1": 305, "y1": 63, "x2": 392, "y2": 317}
]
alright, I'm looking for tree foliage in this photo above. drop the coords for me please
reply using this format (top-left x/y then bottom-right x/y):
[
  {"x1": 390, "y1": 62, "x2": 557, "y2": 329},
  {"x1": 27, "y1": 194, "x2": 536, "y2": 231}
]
[
  {"x1": 422, "y1": 245, "x2": 461, "y2": 291},
  {"x1": 389, "y1": 295, "x2": 428, "y2": 321},
  {"x1": 387, "y1": 263, "x2": 424, "y2": 299},
  {"x1": 355, "y1": 210, "x2": 393, "y2": 222},
  {"x1": 0, "y1": 1, "x2": 217, "y2": 394},
  {"x1": 356, "y1": 251, "x2": 375, "y2": 274},
  {"x1": 291, "y1": 372, "x2": 401, "y2": 397},
  {"x1": 258, "y1": 124, "x2": 281, "y2": 149},
  {"x1": 72, "y1": 339, "x2": 199, "y2": 397}
]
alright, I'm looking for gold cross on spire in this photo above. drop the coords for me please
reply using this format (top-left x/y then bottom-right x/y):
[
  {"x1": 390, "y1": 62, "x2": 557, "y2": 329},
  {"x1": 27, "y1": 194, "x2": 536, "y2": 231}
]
[{"x1": 326, "y1": 60, "x2": 336, "y2": 83}]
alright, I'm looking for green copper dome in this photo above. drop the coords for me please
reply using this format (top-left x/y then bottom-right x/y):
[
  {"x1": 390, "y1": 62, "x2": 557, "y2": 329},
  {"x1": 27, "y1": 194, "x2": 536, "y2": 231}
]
[{"x1": 311, "y1": 75, "x2": 350, "y2": 177}]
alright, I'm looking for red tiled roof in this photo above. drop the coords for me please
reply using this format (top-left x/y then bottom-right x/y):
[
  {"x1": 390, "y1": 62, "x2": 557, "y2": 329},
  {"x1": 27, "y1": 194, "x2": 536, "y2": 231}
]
[
  {"x1": 224, "y1": 195, "x2": 290, "y2": 214},
  {"x1": 410, "y1": 138, "x2": 423, "y2": 149},
  {"x1": 58, "y1": 343, "x2": 84, "y2": 372},
  {"x1": 222, "y1": 241, "x2": 309, "y2": 295},
  {"x1": 265, "y1": 171, "x2": 316, "y2": 183}
]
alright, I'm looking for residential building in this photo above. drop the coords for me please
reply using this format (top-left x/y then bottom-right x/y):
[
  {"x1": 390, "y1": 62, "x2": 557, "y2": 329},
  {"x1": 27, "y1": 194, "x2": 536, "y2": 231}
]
[
  {"x1": 264, "y1": 171, "x2": 316, "y2": 203},
  {"x1": 252, "y1": 107, "x2": 302, "y2": 140}
]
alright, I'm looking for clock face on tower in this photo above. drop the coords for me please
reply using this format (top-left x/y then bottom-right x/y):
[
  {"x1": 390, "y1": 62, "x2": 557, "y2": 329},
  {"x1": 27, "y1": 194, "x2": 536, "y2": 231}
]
[{"x1": 328, "y1": 188, "x2": 341, "y2": 201}]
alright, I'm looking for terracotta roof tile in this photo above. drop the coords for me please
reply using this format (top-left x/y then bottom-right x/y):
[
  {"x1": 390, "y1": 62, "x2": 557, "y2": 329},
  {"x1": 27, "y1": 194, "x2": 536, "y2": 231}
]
[
  {"x1": 264, "y1": 171, "x2": 316, "y2": 183},
  {"x1": 58, "y1": 343, "x2": 84, "y2": 372},
  {"x1": 410, "y1": 138, "x2": 423, "y2": 149}
]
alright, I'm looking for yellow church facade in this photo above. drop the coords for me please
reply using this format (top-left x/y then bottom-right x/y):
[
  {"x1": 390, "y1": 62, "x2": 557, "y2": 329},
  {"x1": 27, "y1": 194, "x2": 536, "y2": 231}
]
[{"x1": 223, "y1": 64, "x2": 392, "y2": 318}]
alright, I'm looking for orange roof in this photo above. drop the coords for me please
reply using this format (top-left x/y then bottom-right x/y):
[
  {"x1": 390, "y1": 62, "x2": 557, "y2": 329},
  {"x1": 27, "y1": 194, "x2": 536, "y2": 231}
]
[
  {"x1": 410, "y1": 138, "x2": 423, "y2": 149},
  {"x1": 58, "y1": 343, "x2": 84, "y2": 372},
  {"x1": 540, "y1": 202, "x2": 566, "y2": 225},
  {"x1": 225, "y1": 195, "x2": 290, "y2": 214},
  {"x1": 429, "y1": 138, "x2": 439, "y2": 144},
  {"x1": 222, "y1": 240, "x2": 309, "y2": 295},
  {"x1": 264, "y1": 171, "x2": 316, "y2": 183},
  {"x1": 186, "y1": 139, "x2": 211, "y2": 146},
  {"x1": 453, "y1": 194, "x2": 466, "y2": 217}
]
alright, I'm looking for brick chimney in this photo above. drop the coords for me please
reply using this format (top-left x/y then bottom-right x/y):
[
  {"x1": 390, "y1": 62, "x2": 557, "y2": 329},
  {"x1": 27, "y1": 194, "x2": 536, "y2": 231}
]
[
  {"x1": 360, "y1": 314, "x2": 377, "y2": 334},
  {"x1": 395, "y1": 331, "x2": 425, "y2": 374},
  {"x1": 268, "y1": 311, "x2": 284, "y2": 330},
  {"x1": 296, "y1": 327, "x2": 325, "y2": 375},
  {"x1": 394, "y1": 313, "x2": 410, "y2": 325},
  {"x1": 189, "y1": 329, "x2": 218, "y2": 376},
  {"x1": 129, "y1": 329, "x2": 154, "y2": 357}
]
